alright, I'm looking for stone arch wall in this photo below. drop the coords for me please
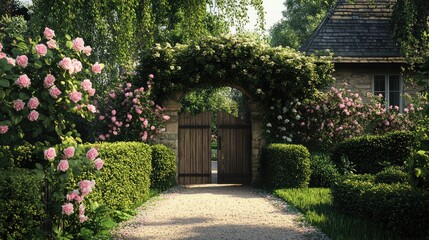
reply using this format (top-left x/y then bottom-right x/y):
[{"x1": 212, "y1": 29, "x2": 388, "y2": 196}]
[{"x1": 156, "y1": 90, "x2": 265, "y2": 184}]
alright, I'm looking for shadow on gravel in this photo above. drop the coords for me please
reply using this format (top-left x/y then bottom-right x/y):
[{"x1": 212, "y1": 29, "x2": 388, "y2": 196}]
[{"x1": 178, "y1": 184, "x2": 260, "y2": 199}]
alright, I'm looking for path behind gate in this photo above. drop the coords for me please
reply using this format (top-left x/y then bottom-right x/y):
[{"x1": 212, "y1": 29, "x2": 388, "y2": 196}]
[{"x1": 113, "y1": 185, "x2": 328, "y2": 240}]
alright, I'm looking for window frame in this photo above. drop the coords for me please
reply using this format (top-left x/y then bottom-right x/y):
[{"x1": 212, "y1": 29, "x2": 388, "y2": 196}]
[{"x1": 372, "y1": 74, "x2": 403, "y2": 110}]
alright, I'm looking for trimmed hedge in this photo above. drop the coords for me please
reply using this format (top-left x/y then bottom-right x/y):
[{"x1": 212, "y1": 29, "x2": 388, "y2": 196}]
[
  {"x1": 0, "y1": 142, "x2": 39, "y2": 169},
  {"x1": 332, "y1": 176, "x2": 429, "y2": 237},
  {"x1": 331, "y1": 131, "x2": 415, "y2": 174},
  {"x1": 151, "y1": 144, "x2": 176, "y2": 190},
  {"x1": 0, "y1": 168, "x2": 45, "y2": 239},
  {"x1": 374, "y1": 166, "x2": 410, "y2": 184},
  {"x1": 81, "y1": 142, "x2": 152, "y2": 210},
  {"x1": 309, "y1": 153, "x2": 340, "y2": 187},
  {"x1": 261, "y1": 144, "x2": 311, "y2": 188}
]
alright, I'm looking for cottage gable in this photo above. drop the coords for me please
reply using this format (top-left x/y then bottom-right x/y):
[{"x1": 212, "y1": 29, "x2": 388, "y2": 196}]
[{"x1": 301, "y1": 0, "x2": 403, "y2": 63}]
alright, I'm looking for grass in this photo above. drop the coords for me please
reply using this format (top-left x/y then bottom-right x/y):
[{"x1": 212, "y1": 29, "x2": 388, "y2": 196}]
[{"x1": 274, "y1": 188, "x2": 406, "y2": 240}]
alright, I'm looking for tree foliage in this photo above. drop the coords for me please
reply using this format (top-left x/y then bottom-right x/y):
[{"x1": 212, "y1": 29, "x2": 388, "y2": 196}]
[{"x1": 269, "y1": 0, "x2": 336, "y2": 49}]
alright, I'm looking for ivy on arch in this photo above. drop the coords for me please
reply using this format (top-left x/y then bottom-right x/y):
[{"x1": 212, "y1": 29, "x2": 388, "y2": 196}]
[{"x1": 137, "y1": 35, "x2": 335, "y2": 142}]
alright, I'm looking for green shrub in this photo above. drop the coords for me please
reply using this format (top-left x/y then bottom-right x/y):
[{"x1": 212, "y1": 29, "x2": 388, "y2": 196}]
[
  {"x1": 80, "y1": 142, "x2": 152, "y2": 210},
  {"x1": 332, "y1": 176, "x2": 429, "y2": 237},
  {"x1": 374, "y1": 166, "x2": 410, "y2": 184},
  {"x1": 407, "y1": 150, "x2": 429, "y2": 188},
  {"x1": 151, "y1": 144, "x2": 176, "y2": 190},
  {"x1": 0, "y1": 142, "x2": 39, "y2": 169},
  {"x1": 0, "y1": 168, "x2": 46, "y2": 239},
  {"x1": 261, "y1": 144, "x2": 311, "y2": 188},
  {"x1": 331, "y1": 131, "x2": 415, "y2": 174},
  {"x1": 309, "y1": 153, "x2": 340, "y2": 187}
]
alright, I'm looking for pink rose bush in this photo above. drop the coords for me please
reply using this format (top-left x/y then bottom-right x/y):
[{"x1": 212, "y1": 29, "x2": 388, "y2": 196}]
[
  {"x1": 96, "y1": 75, "x2": 169, "y2": 142},
  {"x1": 0, "y1": 28, "x2": 102, "y2": 145}
]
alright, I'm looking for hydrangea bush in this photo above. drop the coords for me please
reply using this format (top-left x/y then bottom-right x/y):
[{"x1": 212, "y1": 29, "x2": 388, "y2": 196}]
[{"x1": 95, "y1": 74, "x2": 169, "y2": 143}]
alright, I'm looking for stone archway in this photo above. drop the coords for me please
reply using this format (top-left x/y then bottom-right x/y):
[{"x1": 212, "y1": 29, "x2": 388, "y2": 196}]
[{"x1": 157, "y1": 90, "x2": 265, "y2": 184}]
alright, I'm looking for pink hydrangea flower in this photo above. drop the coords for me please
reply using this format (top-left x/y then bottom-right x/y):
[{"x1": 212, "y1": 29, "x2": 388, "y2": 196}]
[
  {"x1": 63, "y1": 146, "x2": 75, "y2": 158},
  {"x1": 72, "y1": 37, "x2": 85, "y2": 52},
  {"x1": 44, "y1": 74, "x2": 56, "y2": 88},
  {"x1": 13, "y1": 99, "x2": 25, "y2": 111},
  {"x1": 61, "y1": 203, "x2": 74, "y2": 216},
  {"x1": 49, "y1": 86, "x2": 62, "y2": 99},
  {"x1": 6, "y1": 57, "x2": 15, "y2": 66},
  {"x1": 87, "y1": 88, "x2": 95, "y2": 96},
  {"x1": 72, "y1": 59, "x2": 82, "y2": 73},
  {"x1": 27, "y1": 97, "x2": 40, "y2": 110},
  {"x1": 44, "y1": 27, "x2": 55, "y2": 40},
  {"x1": 59, "y1": 57, "x2": 74, "y2": 74},
  {"x1": 16, "y1": 55, "x2": 28, "y2": 68},
  {"x1": 68, "y1": 91, "x2": 82, "y2": 103},
  {"x1": 87, "y1": 104, "x2": 96, "y2": 113},
  {"x1": 79, "y1": 180, "x2": 95, "y2": 196},
  {"x1": 57, "y1": 160, "x2": 69, "y2": 172},
  {"x1": 81, "y1": 79, "x2": 92, "y2": 91},
  {"x1": 16, "y1": 74, "x2": 31, "y2": 88},
  {"x1": 86, "y1": 148, "x2": 98, "y2": 161},
  {"x1": 0, "y1": 125, "x2": 9, "y2": 134},
  {"x1": 94, "y1": 158, "x2": 104, "y2": 170},
  {"x1": 91, "y1": 62, "x2": 103, "y2": 74},
  {"x1": 28, "y1": 110, "x2": 39, "y2": 121},
  {"x1": 83, "y1": 46, "x2": 92, "y2": 56},
  {"x1": 47, "y1": 39, "x2": 57, "y2": 49},
  {"x1": 44, "y1": 147, "x2": 56, "y2": 161},
  {"x1": 36, "y1": 44, "x2": 48, "y2": 56}
]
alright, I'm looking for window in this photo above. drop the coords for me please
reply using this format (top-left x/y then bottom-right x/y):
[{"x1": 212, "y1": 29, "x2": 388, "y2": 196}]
[{"x1": 373, "y1": 75, "x2": 402, "y2": 109}]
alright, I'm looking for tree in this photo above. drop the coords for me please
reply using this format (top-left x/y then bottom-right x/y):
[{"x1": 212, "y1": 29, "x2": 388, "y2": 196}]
[{"x1": 269, "y1": 0, "x2": 336, "y2": 49}]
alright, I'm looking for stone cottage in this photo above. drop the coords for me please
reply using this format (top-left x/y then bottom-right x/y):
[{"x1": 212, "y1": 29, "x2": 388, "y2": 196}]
[{"x1": 300, "y1": 0, "x2": 420, "y2": 109}]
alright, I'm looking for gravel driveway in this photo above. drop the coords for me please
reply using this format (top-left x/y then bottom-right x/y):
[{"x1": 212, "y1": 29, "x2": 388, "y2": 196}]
[{"x1": 113, "y1": 184, "x2": 328, "y2": 240}]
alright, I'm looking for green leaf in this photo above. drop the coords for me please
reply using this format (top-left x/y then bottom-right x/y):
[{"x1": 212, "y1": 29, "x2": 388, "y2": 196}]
[
  {"x1": 65, "y1": 34, "x2": 71, "y2": 40},
  {"x1": 0, "y1": 90, "x2": 5, "y2": 99},
  {"x1": 66, "y1": 41, "x2": 73, "y2": 49},
  {"x1": 101, "y1": 219, "x2": 116, "y2": 228},
  {"x1": 44, "y1": 58, "x2": 52, "y2": 66},
  {"x1": 33, "y1": 127, "x2": 43, "y2": 137},
  {"x1": 19, "y1": 92, "x2": 29, "y2": 100},
  {"x1": 34, "y1": 60, "x2": 43, "y2": 69},
  {"x1": 11, "y1": 115, "x2": 22, "y2": 125},
  {"x1": 0, "y1": 79, "x2": 10, "y2": 87},
  {"x1": 35, "y1": 163, "x2": 44, "y2": 170}
]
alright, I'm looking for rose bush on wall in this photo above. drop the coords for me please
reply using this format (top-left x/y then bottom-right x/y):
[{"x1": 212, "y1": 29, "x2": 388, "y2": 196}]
[{"x1": 0, "y1": 27, "x2": 102, "y2": 145}]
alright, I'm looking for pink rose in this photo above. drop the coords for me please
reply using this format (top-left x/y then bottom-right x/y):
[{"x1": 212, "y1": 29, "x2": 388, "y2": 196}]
[
  {"x1": 136, "y1": 107, "x2": 142, "y2": 115},
  {"x1": 27, "y1": 97, "x2": 40, "y2": 110},
  {"x1": 87, "y1": 88, "x2": 95, "y2": 96},
  {"x1": 72, "y1": 59, "x2": 82, "y2": 73},
  {"x1": 79, "y1": 180, "x2": 95, "y2": 196},
  {"x1": 44, "y1": 147, "x2": 56, "y2": 161},
  {"x1": 83, "y1": 46, "x2": 92, "y2": 56},
  {"x1": 0, "y1": 52, "x2": 6, "y2": 59},
  {"x1": 91, "y1": 62, "x2": 103, "y2": 74},
  {"x1": 63, "y1": 146, "x2": 75, "y2": 158},
  {"x1": 0, "y1": 125, "x2": 8, "y2": 134},
  {"x1": 6, "y1": 57, "x2": 15, "y2": 66},
  {"x1": 108, "y1": 91, "x2": 116, "y2": 99},
  {"x1": 79, "y1": 203, "x2": 85, "y2": 215},
  {"x1": 79, "y1": 215, "x2": 88, "y2": 223},
  {"x1": 61, "y1": 203, "x2": 74, "y2": 216},
  {"x1": 16, "y1": 74, "x2": 31, "y2": 88},
  {"x1": 13, "y1": 99, "x2": 25, "y2": 111},
  {"x1": 149, "y1": 74, "x2": 154, "y2": 79},
  {"x1": 87, "y1": 104, "x2": 96, "y2": 113},
  {"x1": 28, "y1": 110, "x2": 39, "y2": 121},
  {"x1": 68, "y1": 91, "x2": 82, "y2": 103},
  {"x1": 16, "y1": 55, "x2": 28, "y2": 68},
  {"x1": 150, "y1": 125, "x2": 155, "y2": 130},
  {"x1": 66, "y1": 190, "x2": 79, "y2": 202},
  {"x1": 98, "y1": 134, "x2": 106, "y2": 140},
  {"x1": 111, "y1": 116, "x2": 116, "y2": 123},
  {"x1": 44, "y1": 74, "x2": 56, "y2": 88},
  {"x1": 59, "y1": 57, "x2": 74, "y2": 74},
  {"x1": 72, "y1": 37, "x2": 85, "y2": 52},
  {"x1": 57, "y1": 160, "x2": 69, "y2": 172},
  {"x1": 36, "y1": 44, "x2": 48, "y2": 56},
  {"x1": 47, "y1": 39, "x2": 57, "y2": 49},
  {"x1": 143, "y1": 119, "x2": 148, "y2": 127},
  {"x1": 94, "y1": 158, "x2": 104, "y2": 170},
  {"x1": 49, "y1": 86, "x2": 62, "y2": 99},
  {"x1": 99, "y1": 115, "x2": 105, "y2": 121},
  {"x1": 111, "y1": 110, "x2": 116, "y2": 115},
  {"x1": 44, "y1": 27, "x2": 55, "y2": 40},
  {"x1": 142, "y1": 131, "x2": 148, "y2": 141},
  {"x1": 162, "y1": 115, "x2": 170, "y2": 121},
  {"x1": 81, "y1": 79, "x2": 92, "y2": 91},
  {"x1": 86, "y1": 148, "x2": 98, "y2": 161}
]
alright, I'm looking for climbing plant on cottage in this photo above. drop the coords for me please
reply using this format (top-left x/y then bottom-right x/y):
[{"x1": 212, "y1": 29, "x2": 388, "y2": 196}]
[{"x1": 137, "y1": 35, "x2": 335, "y2": 143}]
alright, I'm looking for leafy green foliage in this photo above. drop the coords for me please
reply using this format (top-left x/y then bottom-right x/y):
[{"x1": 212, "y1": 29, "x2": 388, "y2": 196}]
[
  {"x1": 407, "y1": 150, "x2": 429, "y2": 188},
  {"x1": 0, "y1": 168, "x2": 46, "y2": 239},
  {"x1": 269, "y1": 0, "x2": 336, "y2": 49},
  {"x1": 261, "y1": 143, "x2": 311, "y2": 188},
  {"x1": 150, "y1": 144, "x2": 176, "y2": 191},
  {"x1": 332, "y1": 176, "x2": 429, "y2": 237},
  {"x1": 374, "y1": 166, "x2": 410, "y2": 184},
  {"x1": 331, "y1": 131, "x2": 416, "y2": 174},
  {"x1": 82, "y1": 142, "x2": 152, "y2": 210},
  {"x1": 309, "y1": 153, "x2": 339, "y2": 187}
]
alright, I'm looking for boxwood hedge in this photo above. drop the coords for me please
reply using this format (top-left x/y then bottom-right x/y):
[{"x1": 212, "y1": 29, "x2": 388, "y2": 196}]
[{"x1": 151, "y1": 144, "x2": 176, "y2": 190}]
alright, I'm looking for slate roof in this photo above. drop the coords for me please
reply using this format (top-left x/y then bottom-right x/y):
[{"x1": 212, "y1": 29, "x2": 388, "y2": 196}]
[{"x1": 300, "y1": 0, "x2": 404, "y2": 63}]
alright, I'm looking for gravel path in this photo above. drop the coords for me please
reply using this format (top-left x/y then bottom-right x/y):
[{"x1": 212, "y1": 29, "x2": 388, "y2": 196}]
[{"x1": 113, "y1": 184, "x2": 329, "y2": 240}]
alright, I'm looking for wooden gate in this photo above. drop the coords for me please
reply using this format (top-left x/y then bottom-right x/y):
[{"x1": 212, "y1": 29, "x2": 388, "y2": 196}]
[
  {"x1": 178, "y1": 112, "x2": 211, "y2": 184},
  {"x1": 217, "y1": 112, "x2": 251, "y2": 184}
]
